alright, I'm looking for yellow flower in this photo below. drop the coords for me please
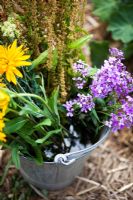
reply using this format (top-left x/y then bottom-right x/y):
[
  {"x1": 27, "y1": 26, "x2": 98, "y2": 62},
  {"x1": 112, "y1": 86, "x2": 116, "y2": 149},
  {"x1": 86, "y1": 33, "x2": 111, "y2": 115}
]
[
  {"x1": 0, "y1": 119, "x2": 5, "y2": 131},
  {"x1": 0, "y1": 40, "x2": 31, "y2": 84},
  {"x1": 0, "y1": 90, "x2": 10, "y2": 116},
  {"x1": 0, "y1": 132, "x2": 6, "y2": 142},
  {"x1": 0, "y1": 93, "x2": 8, "y2": 143},
  {"x1": 0, "y1": 113, "x2": 3, "y2": 120},
  {"x1": 0, "y1": 120, "x2": 6, "y2": 142}
]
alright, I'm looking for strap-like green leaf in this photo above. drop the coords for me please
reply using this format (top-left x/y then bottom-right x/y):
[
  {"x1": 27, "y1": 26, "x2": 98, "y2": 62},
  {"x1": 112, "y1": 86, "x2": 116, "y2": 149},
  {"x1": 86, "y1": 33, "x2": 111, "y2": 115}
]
[
  {"x1": 11, "y1": 144, "x2": 20, "y2": 169},
  {"x1": 36, "y1": 129, "x2": 61, "y2": 144},
  {"x1": 90, "y1": 109, "x2": 100, "y2": 126},
  {"x1": 35, "y1": 118, "x2": 52, "y2": 128},
  {"x1": 4, "y1": 117, "x2": 29, "y2": 134},
  {"x1": 19, "y1": 103, "x2": 44, "y2": 118},
  {"x1": 31, "y1": 50, "x2": 48, "y2": 69},
  {"x1": 48, "y1": 88, "x2": 59, "y2": 118},
  {"x1": 68, "y1": 35, "x2": 92, "y2": 49}
]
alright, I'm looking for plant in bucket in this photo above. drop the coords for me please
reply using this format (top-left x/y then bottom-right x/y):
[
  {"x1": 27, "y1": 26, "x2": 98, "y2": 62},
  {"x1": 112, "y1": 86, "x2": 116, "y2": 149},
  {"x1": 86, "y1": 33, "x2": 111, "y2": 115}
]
[{"x1": 0, "y1": 39, "x2": 133, "y2": 190}]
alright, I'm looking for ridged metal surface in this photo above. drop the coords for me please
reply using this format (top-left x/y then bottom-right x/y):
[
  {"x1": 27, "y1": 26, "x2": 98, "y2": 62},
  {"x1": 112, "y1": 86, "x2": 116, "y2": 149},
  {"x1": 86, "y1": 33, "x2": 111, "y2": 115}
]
[{"x1": 20, "y1": 127, "x2": 110, "y2": 190}]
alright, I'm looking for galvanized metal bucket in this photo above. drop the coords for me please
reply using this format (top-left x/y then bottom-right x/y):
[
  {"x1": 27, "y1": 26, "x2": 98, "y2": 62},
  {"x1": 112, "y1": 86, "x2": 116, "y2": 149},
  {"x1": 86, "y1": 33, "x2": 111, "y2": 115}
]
[{"x1": 20, "y1": 127, "x2": 110, "y2": 190}]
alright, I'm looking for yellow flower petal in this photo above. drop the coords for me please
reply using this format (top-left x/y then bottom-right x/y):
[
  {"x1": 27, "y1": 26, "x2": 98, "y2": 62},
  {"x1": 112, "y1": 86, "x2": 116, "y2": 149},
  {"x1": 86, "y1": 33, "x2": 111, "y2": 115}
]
[
  {"x1": 10, "y1": 40, "x2": 17, "y2": 51},
  {"x1": 6, "y1": 71, "x2": 11, "y2": 82},
  {"x1": 0, "y1": 132, "x2": 6, "y2": 142},
  {"x1": 15, "y1": 61, "x2": 31, "y2": 67},
  {"x1": 13, "y1": 68, "x2": 23, "y2": 78},
  {"x1": 0, "y1": 90, "x2": 10, "y2": 107},
  {"x1": 6, "y1": 70, "x2": 17, "y2": 84},
  {"x1": 10, "y1": 71, "x2": 17, "y2": 84},
  {"x1": 0, "y1": 119, "x2": 5, "y2": 131},
  {"x1": 0, "y1": 90, "x2": 10, "y2": 117},
  {"x1": 16, "y1": 55, "x2": 31, "y2": 60},
  {"x1": 0, "y1": 113, "x2": 4, "y2": 120}
]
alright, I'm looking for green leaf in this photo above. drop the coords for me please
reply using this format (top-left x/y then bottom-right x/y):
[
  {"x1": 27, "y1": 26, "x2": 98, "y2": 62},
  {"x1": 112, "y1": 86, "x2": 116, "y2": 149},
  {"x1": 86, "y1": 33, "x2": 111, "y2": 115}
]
[
  {"x1": 68, "y1": 35, "x2": 92, "y2": 49},
  {"x1": 31, "y1": 50, "x2": 48, "y2": 69},
  {"x1": 35, "y1": 118, "x2": 52, "y2": 128},
  {"x1": 108, "y1": 5, "x2": 133, "y2": 43},
  {"x1": 33, "y1": 146, "x2": 43, "y2": 164},
  {"x1": 90, "y1": 109, "x2": 100, "y2": 126},
  {"x1": 92, "y1": 109, "x2": 100, "y2": 122},
  {"x1": 90, "y1": 40, "x2": 109, "y2": 68},
  {"x1": 78, "y1": 49, "x2": 86, "y2": 61},
  {"x1": 89, "y1": 68, "x2": 98, "y2": 76},
  {"x1": 18, "y1": 121, "x2": 35, "y2": 136},
  {"x1": 40, "y1": 74, "x2": 48, "y2": 102},
  {"x1": 19, "y1": 103, "x2": 44, "y2": 118},
  {"x1": 48, "y1": 88, "x2": 59, "y2": 118},
  {"x1": 42, "y1": 108, "x2": 54, "y2": 123},
  {"x1": 5, "y1": 119, "x2": 37, "y2": 146},
  {"x1": 4, "y1": 117, "x2": 29, "y2": 134},
  {"x1": 11, "y1": 144, "x2": 20, "y2": 169},
  {"x1": 95, "y1": 98, "x2": 106, "y2": 107},
  {"x1": 36, "y1": 129, "x2": 61, "y2": 144},
  {"x1": 18, "y1": 127, "x2": 37, "y2": 147},
  {"x1": 92, "y1": 0, "x2": 119, "y2": 21}
]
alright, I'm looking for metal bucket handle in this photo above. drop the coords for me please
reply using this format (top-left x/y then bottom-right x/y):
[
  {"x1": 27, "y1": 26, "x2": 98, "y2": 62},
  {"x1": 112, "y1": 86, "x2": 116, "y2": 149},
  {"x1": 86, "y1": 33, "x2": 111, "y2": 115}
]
[{"x1": 54, "y1": 127, "x2": 110, "y2": 165}]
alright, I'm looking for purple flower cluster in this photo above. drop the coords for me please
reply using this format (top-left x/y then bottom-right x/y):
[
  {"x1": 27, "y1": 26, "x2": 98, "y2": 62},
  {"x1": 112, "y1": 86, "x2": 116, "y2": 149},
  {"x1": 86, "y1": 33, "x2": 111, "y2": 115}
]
[
  {"x1": 105, "y1": 96, "x2": 133, "y2": 132},
  {"x1": 64, "y1": 48, "x2": 133, "y2": 132},
  {"x1": 64, "y1": 93, "x2": 95, "y2": 117},
  {"x1": 63, "y1": 100, "x2": 75, "y2": 117},
  {"x1": 90, "y1": 48, "x2": 133, "y2": 98},
  {"x1": 109, "y1": 47, "x2": 124, "y2": 59},
  {"x1": 72, "y1": 77, "x2": 86, "y2": 89},
  {"x1": 72, "y1": 60, "x2": 91, "y2": 89},
  {"x1": 76, "y1": 94, "x2": 95, "y2": 113}
]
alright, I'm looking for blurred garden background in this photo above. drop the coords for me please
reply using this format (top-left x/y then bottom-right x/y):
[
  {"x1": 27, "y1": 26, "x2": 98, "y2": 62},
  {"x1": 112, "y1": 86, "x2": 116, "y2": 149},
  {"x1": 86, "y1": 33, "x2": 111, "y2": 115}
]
[{"x1": 0, "y1": 0, "x2": 133, "y2": 199}]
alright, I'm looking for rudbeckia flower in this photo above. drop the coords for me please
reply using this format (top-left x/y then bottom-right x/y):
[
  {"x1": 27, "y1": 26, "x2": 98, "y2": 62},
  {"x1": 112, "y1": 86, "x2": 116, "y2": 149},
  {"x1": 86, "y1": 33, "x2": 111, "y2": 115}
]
[
  {"x1": 0, "y1": 132, "x2": 6, "y2": 142},
  {"x1": 0, "y1": 40, "x2": 31, "y2": 84},
  {"x1": 0, "y1": 90, "x2": 10, "y2": 116},
  {"x1": 0, "y1": 120, "x2": 6, "y2": 142},
  {"x1": 0, "y1": 119, "x2": 5, "y2": 131},
  {"x1": 0, "y1": 91, "x2": 9, "y2": 143}
]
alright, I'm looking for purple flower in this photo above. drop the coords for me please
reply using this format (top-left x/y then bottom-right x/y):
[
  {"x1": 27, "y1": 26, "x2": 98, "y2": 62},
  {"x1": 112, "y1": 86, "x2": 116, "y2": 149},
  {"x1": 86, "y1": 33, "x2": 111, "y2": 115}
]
[
  {"x1": 105, "y1": 96, "x2": 133, "y2": 131},
  {"x1": 64, "y1": 93, "x2": 95, "y2": 117},
  {"x1": 76, "y1": 93, "x2": 95, "y2": 113},
  {"x1": 109, "y1": 48, "x2": 124, "y2": 60},
  {"x1": 122, "y1": 96, "x2": 133, "y2": 117},
  {"x1": 63, "y1": 100, "x2": 75, "y2": 117},
  {"x1": 90, "y1": 48, "x2": 133, "y2": 98},
  {"x1": 72, "y1": 60, "x2": 89, "y2": 74},
  {"x1": 72, "y1": 60, "x2": 92, "y2": 90},
  {"x1": 72, "y1": 77, "x2": 86, "y2": 89}
]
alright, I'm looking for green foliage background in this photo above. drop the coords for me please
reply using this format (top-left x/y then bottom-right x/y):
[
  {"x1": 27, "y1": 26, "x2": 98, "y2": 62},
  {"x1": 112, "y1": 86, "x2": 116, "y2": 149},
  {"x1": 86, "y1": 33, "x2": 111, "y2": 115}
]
[{"x1": 91, "y1": 0, "x2": 133, "y2": 67}]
